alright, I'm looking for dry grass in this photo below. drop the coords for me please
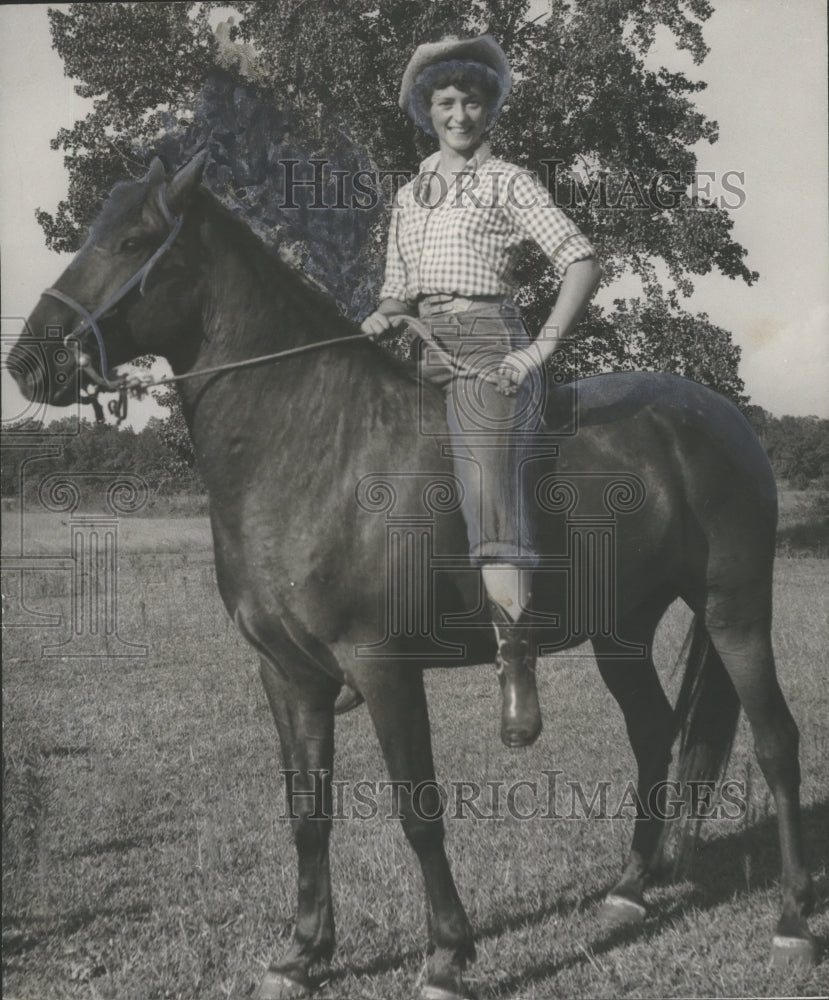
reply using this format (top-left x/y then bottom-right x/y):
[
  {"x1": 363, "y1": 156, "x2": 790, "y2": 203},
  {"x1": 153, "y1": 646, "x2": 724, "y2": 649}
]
[{"x1": 2, "y1": 514, "x2": 828, "y2": 999}]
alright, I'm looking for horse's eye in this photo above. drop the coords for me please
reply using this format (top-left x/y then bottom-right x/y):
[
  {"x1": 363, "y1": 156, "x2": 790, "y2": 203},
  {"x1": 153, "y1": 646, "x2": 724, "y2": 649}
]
[{"x1": 120, "y1": 237, "x2": 145, "y2": 253}]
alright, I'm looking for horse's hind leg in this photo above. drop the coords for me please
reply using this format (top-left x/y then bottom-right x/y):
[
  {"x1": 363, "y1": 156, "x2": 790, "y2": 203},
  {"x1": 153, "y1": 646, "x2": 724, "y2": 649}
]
[
  {"x1": 592, "y1": 609, "x2": 674, "y2": 928},
  {"x1": 353, "y1": 660, "x2": 475, "y2": 1000},
  {"x1": 705, "y1": 617, "x2": 816, "y2": 966},
  {"x1": 256, "y1": 655, "x2": 339, "y2": 999}
]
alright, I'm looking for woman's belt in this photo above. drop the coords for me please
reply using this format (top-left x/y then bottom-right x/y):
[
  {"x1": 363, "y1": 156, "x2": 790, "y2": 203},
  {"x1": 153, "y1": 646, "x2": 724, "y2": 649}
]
[{"x1": 417, "y1": 293, "x2": 511, "y2": 317}]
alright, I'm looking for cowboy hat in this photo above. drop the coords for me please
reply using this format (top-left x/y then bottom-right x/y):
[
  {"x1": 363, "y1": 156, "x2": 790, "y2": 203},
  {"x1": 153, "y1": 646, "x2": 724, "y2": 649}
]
[{"x1": 398, "y1": 33, "x2": 511, "y2": 112}]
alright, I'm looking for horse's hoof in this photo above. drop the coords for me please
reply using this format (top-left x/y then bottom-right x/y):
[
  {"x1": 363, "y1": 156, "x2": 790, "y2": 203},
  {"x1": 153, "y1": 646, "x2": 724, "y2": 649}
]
[
  {"x1": 255, "y1": 968, "x2": 310, "y2": 1000},
  {"x1": 598, "y1": 893, "x2": 647, "y2": 929},
  {"x1": 771, "y1": 934, "x2": 817, "y2": 969}
]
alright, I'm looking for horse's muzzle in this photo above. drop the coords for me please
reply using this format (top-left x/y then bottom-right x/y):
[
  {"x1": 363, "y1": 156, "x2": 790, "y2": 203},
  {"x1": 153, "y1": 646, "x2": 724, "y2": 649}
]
[{"x1": 6, "y1": 333, "x2": 83, "y2": 407}]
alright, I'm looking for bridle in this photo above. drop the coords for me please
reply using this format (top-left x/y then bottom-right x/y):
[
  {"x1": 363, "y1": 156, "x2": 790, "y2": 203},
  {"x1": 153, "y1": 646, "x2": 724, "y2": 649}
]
[
  {"x1": 39, "y1": 182, "x2": 512, "y2": 424},
  {"x1": 42, "y1": 184, "x2": 183, "y2": 386}
]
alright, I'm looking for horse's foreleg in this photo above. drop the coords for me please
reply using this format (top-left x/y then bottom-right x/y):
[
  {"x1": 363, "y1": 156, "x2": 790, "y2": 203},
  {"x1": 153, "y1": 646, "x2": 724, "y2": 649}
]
[
  {"x1": 355, "y1": 662, "x2": 475, "y2": 1000},
  {"x1": 256, "y1": 656, "x2": 339, "y2": 999},
  {"x1": 592, "y1": 629, "x2": 673, "y2": 928},
  {"x1": 706, "y1": 621, "x2": 816, "y2": 967}
]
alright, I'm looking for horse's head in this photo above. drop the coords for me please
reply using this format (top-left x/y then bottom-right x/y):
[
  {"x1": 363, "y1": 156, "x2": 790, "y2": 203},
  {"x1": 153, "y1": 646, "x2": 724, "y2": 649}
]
[{"x1": 8, "y1": 152, "x2": 207, "y2": 408}]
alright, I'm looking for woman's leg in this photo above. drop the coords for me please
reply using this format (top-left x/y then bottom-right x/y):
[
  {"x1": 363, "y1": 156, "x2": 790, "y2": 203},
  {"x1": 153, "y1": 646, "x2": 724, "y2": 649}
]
[
  {"x1": 480, "y1": 563, "x2": 531, "y2": 620},
  {"x1": 441, "y1": 305, "x2": 545, "y2": 746}
]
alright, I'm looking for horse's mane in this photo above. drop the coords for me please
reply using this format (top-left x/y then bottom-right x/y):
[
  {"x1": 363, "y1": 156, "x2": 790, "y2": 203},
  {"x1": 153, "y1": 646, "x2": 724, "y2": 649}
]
[
  {"x1": 192, "y1": 187, "x2": 423, "y2": 386},
  {"x1": 195, "y1": 189, "x2": 350, "y2": 324}
]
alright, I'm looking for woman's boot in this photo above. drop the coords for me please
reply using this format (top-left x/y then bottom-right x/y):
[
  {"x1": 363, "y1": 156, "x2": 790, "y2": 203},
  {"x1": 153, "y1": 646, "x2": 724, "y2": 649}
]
[{"x1": 488, "y1": 599, "x2": 542, "y2": 747}]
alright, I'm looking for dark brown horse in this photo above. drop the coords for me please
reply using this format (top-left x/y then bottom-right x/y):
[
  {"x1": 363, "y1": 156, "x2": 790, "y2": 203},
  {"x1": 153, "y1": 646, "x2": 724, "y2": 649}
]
[{"x1": 9, "y1": 154, "x2": 815, "y2": 999}]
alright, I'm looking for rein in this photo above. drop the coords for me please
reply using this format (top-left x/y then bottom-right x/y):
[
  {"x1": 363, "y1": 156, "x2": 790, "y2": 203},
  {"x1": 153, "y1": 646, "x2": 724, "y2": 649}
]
[
  {"x1": 45, "y1": 183, "x2": 506, "y2": 422},
  {"x1": 79, "y1": 315, "x2": 505, "y2": 424}
]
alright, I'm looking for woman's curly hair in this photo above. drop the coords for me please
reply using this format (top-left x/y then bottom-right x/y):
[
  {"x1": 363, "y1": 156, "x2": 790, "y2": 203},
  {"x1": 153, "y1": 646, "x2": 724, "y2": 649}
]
[{"x1": 407, "y1": 59, "x2": 508, "y2": 136}]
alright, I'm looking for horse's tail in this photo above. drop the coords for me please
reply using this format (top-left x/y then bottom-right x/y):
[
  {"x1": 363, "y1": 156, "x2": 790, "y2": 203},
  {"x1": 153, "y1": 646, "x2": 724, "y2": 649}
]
[{"x1": 654, "y1": 617, "x2": 741, "y2": 878}]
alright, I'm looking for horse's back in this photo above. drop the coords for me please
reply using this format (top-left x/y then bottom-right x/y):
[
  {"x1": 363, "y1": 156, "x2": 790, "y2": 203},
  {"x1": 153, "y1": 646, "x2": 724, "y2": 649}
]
[
  {"x1": 213, "y1": 365, "x2": 776, "y2": 662},
  {"x1": 552, "y1": 371, "x2": 774, "y2": 510},
  {"x1": 553, "y1": 371, "x2": 777, "y2": 617}
]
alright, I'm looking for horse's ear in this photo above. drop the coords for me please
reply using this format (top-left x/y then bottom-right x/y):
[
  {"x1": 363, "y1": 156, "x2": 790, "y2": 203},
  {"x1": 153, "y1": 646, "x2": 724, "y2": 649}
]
[
  {"x1": 167, "y1": 150, "x2": 208, "y2": 211},
  {"x1": 143, "y1": 157, "x2": 167, "y2": 186}
]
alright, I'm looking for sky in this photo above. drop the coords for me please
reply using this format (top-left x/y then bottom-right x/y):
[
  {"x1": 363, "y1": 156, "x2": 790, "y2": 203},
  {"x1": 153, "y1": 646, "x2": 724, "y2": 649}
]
[{"x1": 1, "y1": 1, "x2": 827, "y2": 428}]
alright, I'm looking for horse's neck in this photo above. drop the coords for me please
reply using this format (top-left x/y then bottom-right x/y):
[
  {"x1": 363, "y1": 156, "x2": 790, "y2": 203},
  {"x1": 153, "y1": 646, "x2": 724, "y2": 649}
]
[
  {"x1": 196, "y1": 211, "x2": 325, "y2": 363},
  {"x1": 174, "y1": 202, "x2": 342, "y2": 388},
  {"x1": 173, "y1": 202, "x2": 412, "y2": 503}
]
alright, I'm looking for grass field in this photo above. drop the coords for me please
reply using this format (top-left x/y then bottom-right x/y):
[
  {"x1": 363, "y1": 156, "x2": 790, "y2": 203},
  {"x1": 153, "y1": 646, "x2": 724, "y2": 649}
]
[{"x1": 2, "y1": 512, "x2": 828, "y2": 999}]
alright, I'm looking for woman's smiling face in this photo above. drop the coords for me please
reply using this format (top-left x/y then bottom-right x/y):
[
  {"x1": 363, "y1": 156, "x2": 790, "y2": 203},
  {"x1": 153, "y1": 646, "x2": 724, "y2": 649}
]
[{"x1": 429, "y1": 84, "x2": 488, "y2": 155}]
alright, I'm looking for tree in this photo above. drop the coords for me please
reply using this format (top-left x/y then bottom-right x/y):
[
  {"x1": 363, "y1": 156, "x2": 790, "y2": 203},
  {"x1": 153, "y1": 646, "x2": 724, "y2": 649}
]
[
  {"x1": 0, "y1": 417, "x2": 203, "y2": 501},
  {"x1": 38, "y1": 1, "x2": 757, "y2": 454},
  {"x1": 762, "y1": 415, "x2": 829, "y2": 487},
  {"x1": 740, "y1": 408, "x2": 829, "y2": 487},
  {"x1": 149, "y1": 388, "x2": 198, "y2": 478},
  {"x1": 37, "y1": 3, "x2": 217, "y2": 252},
  {"x1": 585, "y1": 295, "x2": 747, "y2": 406}
]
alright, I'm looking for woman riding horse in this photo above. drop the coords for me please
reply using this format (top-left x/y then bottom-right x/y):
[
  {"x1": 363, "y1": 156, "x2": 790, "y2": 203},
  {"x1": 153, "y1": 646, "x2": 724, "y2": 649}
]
[
  {"x1": 356, "y1": 34, "x2": 603, "y2": 746},
  {"x1": 10, "y1": 94, "x2": 816, "y2": 998}
]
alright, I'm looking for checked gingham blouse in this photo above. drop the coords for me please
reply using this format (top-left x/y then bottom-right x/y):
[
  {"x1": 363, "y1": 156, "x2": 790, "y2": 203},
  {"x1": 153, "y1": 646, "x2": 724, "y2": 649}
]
[{"x1": 379, "y1": 144, "x2": 596, "y2": 305}]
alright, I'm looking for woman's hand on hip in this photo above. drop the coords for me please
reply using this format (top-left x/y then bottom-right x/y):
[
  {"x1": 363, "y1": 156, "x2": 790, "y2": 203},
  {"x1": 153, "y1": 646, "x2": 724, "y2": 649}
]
[{"x1": 495, "y1": 346, "x2": 542, "y2": 396}]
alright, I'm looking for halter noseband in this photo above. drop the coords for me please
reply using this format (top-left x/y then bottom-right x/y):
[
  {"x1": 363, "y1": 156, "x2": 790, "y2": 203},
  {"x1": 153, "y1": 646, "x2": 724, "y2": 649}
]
[{"x1": 41, "y1": 184, "x2": 183, "y2": 384}]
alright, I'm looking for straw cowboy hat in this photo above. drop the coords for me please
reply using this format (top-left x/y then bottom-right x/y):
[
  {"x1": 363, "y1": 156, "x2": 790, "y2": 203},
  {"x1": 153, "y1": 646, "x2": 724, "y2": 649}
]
[{"x1": 398, "y1": 33, "x2": 512, "y2": 112}]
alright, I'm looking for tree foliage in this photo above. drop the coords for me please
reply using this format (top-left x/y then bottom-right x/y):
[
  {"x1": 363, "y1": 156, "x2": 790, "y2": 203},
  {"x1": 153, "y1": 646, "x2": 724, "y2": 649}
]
[
  {"x1": 42, "y1": 1, "x2": 754, "y2": 288},
  {"x1": 38, "y1": 0, "x2": 759, "y2": 445},
  {"x1": 744, "y1": 411, "x2": 829, "y2": 489},
  {"x1": 0, "y1": 418, "x2": 202, "y2": 500},
  {"x1": 583, "y1": 295, "x2": 748, "y2": 405},
  {"x1": 39, "y1": 3, "x2": 217, "y2": 251},
  {"x1": 150, "y1": 386, "x2": 197, "y2": 476}
]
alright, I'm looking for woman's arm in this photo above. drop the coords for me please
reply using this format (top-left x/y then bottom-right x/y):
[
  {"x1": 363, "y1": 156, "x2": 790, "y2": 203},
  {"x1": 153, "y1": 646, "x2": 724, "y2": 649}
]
[
  {"x1": 534, "y1": 256, "x2": 602, "y2": 360},
  {"x1": 497, "y1": 256, "x2": 602, "y2": 391},
  {"x1": 363, "y1": 191, "x2": 417, "y2": 336}
]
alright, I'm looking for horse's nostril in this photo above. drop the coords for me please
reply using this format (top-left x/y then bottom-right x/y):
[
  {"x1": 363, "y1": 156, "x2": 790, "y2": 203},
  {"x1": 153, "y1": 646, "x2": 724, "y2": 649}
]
[
  {"x1": 17, "y1": 369, "x2": 41, "y2": 400},
  {"x1": 5, "y1": 344, "x2": 53, "y2": 402},
  {"x1": 6, "y1": 350, "x2": 32, "y2": 385}
]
